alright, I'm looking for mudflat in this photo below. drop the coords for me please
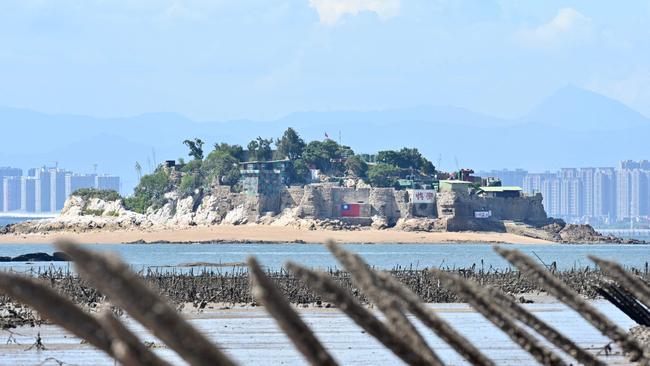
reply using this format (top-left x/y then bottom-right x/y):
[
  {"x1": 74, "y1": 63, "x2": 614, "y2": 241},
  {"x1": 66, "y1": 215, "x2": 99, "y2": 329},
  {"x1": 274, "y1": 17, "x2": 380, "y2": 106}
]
[{"x1": 0, "y1": 225, "x2": 552, "y2": 244}]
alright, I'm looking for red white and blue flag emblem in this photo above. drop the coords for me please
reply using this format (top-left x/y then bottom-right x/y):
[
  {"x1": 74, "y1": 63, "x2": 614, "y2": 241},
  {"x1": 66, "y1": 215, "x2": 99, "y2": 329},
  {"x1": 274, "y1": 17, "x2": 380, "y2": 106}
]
[{"x1": 341, "y1": 203, "x2": 360, "y2": 217}]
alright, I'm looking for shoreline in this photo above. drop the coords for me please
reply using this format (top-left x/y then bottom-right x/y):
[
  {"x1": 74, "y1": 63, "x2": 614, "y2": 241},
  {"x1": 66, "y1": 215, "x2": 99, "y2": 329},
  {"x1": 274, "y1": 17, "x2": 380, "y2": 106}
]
[{"x1": 0, "y1": 224, "x2": 554, "y2": 245}]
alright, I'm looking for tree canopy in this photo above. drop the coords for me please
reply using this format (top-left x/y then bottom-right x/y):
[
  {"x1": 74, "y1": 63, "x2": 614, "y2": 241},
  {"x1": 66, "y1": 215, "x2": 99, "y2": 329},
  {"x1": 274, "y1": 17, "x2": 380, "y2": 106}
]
[
  {"x1": 376, "y1": 147, "x2": 435, "y2": 175},
  {"x1": 247, "y1": 137, "x2": 274, "y2": 161},
  {"x1": 367, "y1": 163, "x2": 400, "y2": 188},
  {"x1": 276, "y1": 127, "x2": 306, "y2": 160},
  {"x1": 302, "y1": 139, "x2": 354, "y2": 176},
  {"x1": 183, "y1": 138, "x2": 205, "y2": 160}
]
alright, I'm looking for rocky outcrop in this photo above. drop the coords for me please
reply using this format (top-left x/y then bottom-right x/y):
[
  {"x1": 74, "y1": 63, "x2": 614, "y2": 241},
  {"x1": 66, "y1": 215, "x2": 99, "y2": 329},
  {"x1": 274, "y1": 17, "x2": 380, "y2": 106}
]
[
  {"x1": 556, "y1": 224, "x2": 643, "y2": 244},
  {"x1": 371, "y1": 215, "x2": 388, "y2": 230},
  {"x1": 521, "y1": 220, "x2": 646, "y2": 244},
  {"x1": 394, "y1": 218, "x2": 443, "y2": 232},
  {"x1": 2, "y1": 186, "x2": 642, "y2": 245},
  {"x1": 0, "y1": 252, "x2": 70, "y2": 262},
  {"x1": 222, "y1": 204, "x2": 249, "y2": 225}
]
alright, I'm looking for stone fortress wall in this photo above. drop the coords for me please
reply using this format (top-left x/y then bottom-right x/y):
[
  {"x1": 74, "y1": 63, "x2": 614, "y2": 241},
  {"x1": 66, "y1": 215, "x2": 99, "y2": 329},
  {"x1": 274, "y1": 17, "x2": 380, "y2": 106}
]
[{"x1": 238, "y1": 184, "x2": 549, "y2": 228}]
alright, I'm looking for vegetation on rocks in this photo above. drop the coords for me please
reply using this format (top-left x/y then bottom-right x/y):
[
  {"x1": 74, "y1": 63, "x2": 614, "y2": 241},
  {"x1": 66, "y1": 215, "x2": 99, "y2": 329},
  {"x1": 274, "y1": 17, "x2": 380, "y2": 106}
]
[
  {"x1": 72, "y1": 188, "x2": 122, "y2": 202},
  {"x1": 119, "y1": 128, "x2": 438, "y2": 214},
  {"x1": 124, "y1": 169, "x2": 174, "y2": 213}
]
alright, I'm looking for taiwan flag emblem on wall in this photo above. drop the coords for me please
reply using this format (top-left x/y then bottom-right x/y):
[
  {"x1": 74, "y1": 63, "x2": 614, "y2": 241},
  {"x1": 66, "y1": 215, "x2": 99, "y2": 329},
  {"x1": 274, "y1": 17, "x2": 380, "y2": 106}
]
[{"x1": 341, "y1": 203, "x2": 360, "y2": 217}]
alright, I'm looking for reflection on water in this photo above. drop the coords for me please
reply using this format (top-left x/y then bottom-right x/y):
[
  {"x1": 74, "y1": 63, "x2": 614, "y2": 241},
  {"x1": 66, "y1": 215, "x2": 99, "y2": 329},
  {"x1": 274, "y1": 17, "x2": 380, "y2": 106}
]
[{"x1": 1, "y1": 243, "x2": 650, "y2": 272}]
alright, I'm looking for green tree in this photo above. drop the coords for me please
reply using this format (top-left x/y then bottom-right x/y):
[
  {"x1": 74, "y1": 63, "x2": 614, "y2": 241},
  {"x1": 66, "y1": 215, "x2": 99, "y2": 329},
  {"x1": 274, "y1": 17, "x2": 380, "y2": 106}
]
[
  {"x1": 247, "y1": 137, "x2": 274, "y2": 161},
  {"x1": 345, "y1": 155, "x2": 368, "y2": 178},
  {"x1": 276, "y1": 127, "x2": 305, "y2": 160},
  {"x1": 213, "y1": 142, "x2": 245, "y2": 161},
  {"x1": 367, "y1": 163, "x2": 400, "y2": 188},
  {"x1": 202, "y1": 150, "x2": 240, "y2": 186},
  {"x1": 124, "y1": 169, "x2": 174, "y2": 213},
  {"x1": 286, "y1": 158, "x2": 310, "y2": 184},
  {"x1": 302, "y1": 139, "x2": 354, "y2": 176},
  {"x1": 178, "y1": 173, "x2": 201, "y2": 197},
  {"x1": 376, "y1": 150, "x2": 403, "y2": 167},
  {"x1": 376, "y1": 147, "x2": 435, "y2": 175},
  {"x1": 183, "y1": 138, "x2": 204, "y2": 160}
]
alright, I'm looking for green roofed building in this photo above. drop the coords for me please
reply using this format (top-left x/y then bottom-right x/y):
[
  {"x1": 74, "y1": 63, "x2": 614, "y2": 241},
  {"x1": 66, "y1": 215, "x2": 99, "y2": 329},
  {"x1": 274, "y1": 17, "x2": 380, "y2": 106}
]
[{"x1": 438, "y1": 180, "x2": 473, "y2": 194}]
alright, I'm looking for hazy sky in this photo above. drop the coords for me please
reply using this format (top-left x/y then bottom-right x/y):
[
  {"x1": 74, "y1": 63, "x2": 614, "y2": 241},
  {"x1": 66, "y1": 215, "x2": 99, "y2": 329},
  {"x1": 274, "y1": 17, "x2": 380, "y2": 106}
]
[{"x1": 1, "y1": 0, "x2": 649, "y2": 120}]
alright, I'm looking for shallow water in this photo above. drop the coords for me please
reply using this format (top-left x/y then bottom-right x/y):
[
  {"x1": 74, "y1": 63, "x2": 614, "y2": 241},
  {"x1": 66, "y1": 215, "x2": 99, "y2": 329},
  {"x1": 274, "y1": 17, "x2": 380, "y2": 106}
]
[
  {"x1": 0, "y1": 301, "x2": 635, "y2": 365},
  {"x1": 1, "y1": 242, "x2": 650, "y2": 272}
]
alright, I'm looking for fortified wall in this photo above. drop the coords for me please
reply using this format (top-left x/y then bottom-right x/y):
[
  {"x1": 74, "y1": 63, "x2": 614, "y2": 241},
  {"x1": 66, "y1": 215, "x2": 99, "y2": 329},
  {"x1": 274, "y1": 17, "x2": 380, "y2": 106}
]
[{"x1": 230, "y1": 183, "x2": 547, "y2": 228}]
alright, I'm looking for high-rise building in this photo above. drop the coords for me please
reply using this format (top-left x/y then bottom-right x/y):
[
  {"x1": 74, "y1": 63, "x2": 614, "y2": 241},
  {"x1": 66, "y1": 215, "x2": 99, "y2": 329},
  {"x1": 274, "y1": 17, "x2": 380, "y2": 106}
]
[
  {"x1": 593, "y1": 168, "x2": 616, "y2": 220},
  {"x1": 541, "y1": 178, "x2": 561, "y2": 217},
  {"x1": 65, "y1": 174, "x2": 97, "y2": 197},
  {"x1": 34, "y1": 167, "x2": 51, "y2": 213},
  {"x1": 96, "y1": 175, "x2": 120, "y2": 192},
  {"x1": 560, "y1": 177, "x2": 581, "y2": 218},
  {"x1": 50, "y1": 169, "x2": 68, "y2": 212},
  {"x1": 20, "y1": 177, "x2": 37, "y2": 212},
  {"x1": 617, "y1": 168, "x2": 632, "y2": 220},
  {"x1": 630, "y1": 169, "x2": 649, "y2": 217},
  {"x1": 2, "y1": 176, "x2": 22, "y2": 212},
  {"x1": 0, "y1": 167, "x2": 22, "y2": 210},
  {"x1": 0, "y1": 165, "x2": 121, "y2": 213},
  {"x1": 579, "y1": 168, "x2": 595, "y2": 217}
]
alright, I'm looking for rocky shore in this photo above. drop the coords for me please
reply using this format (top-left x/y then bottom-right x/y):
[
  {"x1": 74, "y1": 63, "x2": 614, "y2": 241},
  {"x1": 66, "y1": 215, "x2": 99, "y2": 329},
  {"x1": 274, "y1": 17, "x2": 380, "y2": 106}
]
[{"x1": 0, "y1": 193, "x2": 641, "y2": 244}]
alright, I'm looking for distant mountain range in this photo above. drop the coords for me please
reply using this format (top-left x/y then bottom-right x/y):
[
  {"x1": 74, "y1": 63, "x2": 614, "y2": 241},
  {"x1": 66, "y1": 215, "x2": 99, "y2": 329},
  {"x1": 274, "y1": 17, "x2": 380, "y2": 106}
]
[{"x1": 0, "y1": 85, "x2": 647, "y2": 193}]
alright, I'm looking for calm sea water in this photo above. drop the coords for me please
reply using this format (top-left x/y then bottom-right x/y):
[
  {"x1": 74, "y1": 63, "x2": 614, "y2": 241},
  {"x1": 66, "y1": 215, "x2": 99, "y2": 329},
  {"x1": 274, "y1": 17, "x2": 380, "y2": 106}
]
[
  {"x1": 0, "y1": 215, "x2": 52, "y2": 227},
  {"x1": 1, "y1": 242, "x2": 650, "y2": 272}
]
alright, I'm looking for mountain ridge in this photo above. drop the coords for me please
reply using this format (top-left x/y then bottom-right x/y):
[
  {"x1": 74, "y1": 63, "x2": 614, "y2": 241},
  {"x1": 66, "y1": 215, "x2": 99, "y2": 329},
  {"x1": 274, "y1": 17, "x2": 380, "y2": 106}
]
[{"x1": 0, "y1": 86, "x2": 646, "y2": 193}]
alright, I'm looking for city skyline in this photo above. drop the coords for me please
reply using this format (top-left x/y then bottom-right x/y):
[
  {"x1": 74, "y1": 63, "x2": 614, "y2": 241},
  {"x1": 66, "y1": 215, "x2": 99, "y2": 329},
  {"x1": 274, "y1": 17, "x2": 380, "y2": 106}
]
[
  {"x1": 480, "y1": 160, "x2": 650, "y2": 226},
  {"x1": 0, "y1": 166, "x2": 120, "y2": 214}
]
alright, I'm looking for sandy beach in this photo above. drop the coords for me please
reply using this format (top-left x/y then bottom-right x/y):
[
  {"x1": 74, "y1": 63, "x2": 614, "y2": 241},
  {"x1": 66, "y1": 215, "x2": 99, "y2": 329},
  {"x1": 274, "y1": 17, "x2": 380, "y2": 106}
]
[{"x1": 0, "y1": 225, "x2": 552, "y2": 244}]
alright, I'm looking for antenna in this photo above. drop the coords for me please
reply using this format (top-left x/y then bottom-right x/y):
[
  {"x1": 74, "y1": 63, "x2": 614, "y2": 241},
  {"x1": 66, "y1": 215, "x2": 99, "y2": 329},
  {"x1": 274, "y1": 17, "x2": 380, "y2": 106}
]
[
  {"x1": 437, "y1": 154, "x2": 442, "y2": 171},
  {"x1": 152, "y1": 148, "x2": 157, "y2": 168},
  {"x1": 93, "y1": 163, "x2": 98, "y2": 174},
  {"x1": 454, "y1": 156, "x2": 459, "y2": 170}
]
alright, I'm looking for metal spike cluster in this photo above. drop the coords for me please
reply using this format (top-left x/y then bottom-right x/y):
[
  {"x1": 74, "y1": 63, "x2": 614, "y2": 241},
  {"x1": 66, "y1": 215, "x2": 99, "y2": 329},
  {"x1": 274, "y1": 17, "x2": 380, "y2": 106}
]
[{"x1": 0, "y1": 239, "x2": 648, "y2": 365}]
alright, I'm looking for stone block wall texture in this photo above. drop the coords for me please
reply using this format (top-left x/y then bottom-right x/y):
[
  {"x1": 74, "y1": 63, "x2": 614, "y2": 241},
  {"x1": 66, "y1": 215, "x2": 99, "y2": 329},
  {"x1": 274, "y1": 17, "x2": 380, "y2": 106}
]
[
  {"x1": 452, "y1": 192, "x2": 547, "y2": 226},
  {"x1": 208, "y1": 183, "x2": 547, "y2": 226}
]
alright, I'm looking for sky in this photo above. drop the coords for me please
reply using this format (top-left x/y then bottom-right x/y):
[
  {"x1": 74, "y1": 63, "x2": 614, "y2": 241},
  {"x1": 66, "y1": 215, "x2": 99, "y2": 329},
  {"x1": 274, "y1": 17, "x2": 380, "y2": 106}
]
[{"x1": 1, "y1": 0, "x2": 650, "y2": 121}]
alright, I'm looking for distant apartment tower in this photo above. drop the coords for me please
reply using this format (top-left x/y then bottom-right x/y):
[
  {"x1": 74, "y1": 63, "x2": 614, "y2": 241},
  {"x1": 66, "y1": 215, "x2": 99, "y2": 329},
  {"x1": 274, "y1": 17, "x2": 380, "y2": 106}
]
[
  {"x1": 95, "y1": 175, "x2": 120, "y2": 192},
  {"x1": 579, "y1": 168, "x2": 595, "y2": 217},
  {"x1": 523, "y1": 172, "x2": 554, "y2": 195},
  {"x1": 2, "y1": 176, "x2": 22, "y2": 212},
  {"x1": 593, "y1": 168, "x2": 616, "y2": 220},
  {"x1": 0, "y1": 167, "x2": 22, "y2": 210},
  {"x1": 34, "y1": 167, "x2": 52, "y2": 213},
  {"x1": 65, "y1": 174, "x2": 97, "y2": 198},
  {"x1": 50, "y1": 169, "x2": 68, "y2": 212},
  {"x1": 20, "y1": 177, "x2": 37, "y2": 212},
  {"x1": 630, "y1": 169, "x2": 649, "y2": 217},
  {"x1": 541, "y1": 178, "x2": 561, "y2": 217},
  {"x1": 558, "y1": 169, "x2": 581, "y2": 218}
]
